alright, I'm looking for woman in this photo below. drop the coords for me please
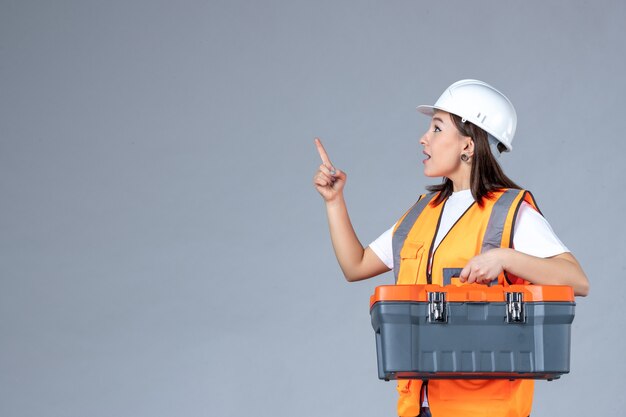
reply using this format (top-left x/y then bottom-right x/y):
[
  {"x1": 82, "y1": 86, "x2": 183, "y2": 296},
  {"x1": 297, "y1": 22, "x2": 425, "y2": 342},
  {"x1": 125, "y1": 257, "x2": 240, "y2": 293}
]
[{"x1": 312, "y1": 79, "x2": 589, "y2": 417}]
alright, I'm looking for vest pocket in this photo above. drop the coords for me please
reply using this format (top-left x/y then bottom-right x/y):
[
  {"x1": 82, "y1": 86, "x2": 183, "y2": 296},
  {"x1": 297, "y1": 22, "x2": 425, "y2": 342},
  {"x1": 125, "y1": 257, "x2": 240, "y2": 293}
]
[{"x1": 398, "y1": 241, "x2": 424, "y2": 285}]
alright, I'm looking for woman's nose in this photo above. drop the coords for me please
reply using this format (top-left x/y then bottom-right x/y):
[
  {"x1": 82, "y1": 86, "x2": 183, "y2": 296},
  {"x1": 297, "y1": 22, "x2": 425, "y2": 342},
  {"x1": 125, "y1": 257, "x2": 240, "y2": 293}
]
[{"x1": 419, "y1": 133, "x2": 428, "y2": 145}]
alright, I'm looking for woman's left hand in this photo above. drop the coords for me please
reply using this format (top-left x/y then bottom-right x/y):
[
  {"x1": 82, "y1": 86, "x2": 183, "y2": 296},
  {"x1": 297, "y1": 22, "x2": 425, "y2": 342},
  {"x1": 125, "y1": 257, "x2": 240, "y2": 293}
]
[{"x1": 459, "y1": 248, "x2": 509, "y2": 285}]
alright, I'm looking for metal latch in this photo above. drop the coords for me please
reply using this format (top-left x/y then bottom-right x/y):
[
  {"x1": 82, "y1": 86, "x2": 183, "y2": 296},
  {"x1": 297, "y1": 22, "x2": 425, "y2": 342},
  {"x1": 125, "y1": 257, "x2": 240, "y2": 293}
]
[
  {"x1": 428, "y1": 292, "x2": 447, "y2": 323},
  {"x1": 506, "y1": 292, "x2": 526, "y2": 323}
]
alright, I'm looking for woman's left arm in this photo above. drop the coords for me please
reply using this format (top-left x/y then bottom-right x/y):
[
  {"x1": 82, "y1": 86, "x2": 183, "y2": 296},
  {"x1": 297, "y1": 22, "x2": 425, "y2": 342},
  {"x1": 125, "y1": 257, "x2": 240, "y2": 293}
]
[{"x1": 460, "y1": 249, "x2": 590, "y2": 296}]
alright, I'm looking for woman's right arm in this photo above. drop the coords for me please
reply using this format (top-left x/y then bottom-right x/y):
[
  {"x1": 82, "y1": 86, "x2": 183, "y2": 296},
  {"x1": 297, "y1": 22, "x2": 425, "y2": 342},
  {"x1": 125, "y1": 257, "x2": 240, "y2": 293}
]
[{"x1": 313, "y1": 138, "x2": 390, "y2": 282}]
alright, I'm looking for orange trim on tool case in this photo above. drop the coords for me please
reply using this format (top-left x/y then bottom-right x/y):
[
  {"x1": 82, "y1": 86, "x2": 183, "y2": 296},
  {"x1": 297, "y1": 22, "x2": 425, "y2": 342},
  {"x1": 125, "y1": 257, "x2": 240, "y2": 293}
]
[{"x1": 370, "y1": 284, "x2": 574, "y2": 309}]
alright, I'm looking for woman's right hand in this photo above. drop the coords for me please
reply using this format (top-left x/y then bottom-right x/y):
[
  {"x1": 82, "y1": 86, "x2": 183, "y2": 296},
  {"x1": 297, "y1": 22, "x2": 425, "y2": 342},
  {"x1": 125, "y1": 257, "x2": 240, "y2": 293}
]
[
  {"x1": 312, "y1": 137, "x2": 389, "y2": 281},
  {"x1": 313, "y1": 138, "x2": 347, "y2": 202}
]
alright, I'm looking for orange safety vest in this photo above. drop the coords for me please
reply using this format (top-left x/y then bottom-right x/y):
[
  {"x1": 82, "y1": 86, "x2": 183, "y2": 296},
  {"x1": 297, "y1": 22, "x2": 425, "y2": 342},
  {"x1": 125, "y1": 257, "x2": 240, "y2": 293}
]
[{"x1": 392, "y1": 188, "x2": 539, "y2": 417}]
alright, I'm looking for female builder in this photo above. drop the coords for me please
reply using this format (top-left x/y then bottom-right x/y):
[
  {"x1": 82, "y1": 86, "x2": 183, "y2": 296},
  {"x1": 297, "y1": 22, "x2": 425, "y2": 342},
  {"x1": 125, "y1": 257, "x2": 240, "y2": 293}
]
[{"x1": 312, "y1": 79, "x2": 589, "y2": 417}]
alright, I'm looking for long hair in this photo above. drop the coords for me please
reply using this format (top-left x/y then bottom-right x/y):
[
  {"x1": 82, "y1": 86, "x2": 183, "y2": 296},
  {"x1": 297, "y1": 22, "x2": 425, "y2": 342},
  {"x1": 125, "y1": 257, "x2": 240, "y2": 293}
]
[{"x1": 426, "y1": 113, "x2": 521, "y2": 207}]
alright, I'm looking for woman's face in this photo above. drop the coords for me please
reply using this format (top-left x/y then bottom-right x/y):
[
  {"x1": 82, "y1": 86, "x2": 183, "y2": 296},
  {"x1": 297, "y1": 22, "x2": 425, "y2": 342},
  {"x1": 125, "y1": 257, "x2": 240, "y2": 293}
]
[{"x1": 420, "y1": 110, "x2": 472, "y2": 178}]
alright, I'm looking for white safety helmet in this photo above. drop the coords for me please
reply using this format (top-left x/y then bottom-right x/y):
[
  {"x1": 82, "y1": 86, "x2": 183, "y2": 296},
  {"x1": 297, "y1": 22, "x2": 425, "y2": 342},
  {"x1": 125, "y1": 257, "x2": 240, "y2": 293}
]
[{"x1": 417, "y1": 79, "x2": 517, "y2": 154}]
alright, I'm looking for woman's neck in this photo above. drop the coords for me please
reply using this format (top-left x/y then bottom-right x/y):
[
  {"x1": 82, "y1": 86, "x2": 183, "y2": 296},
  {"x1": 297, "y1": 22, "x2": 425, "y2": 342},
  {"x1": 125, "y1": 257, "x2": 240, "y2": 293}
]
[
  {"x1": 442, "y1": 158, "x2": 472, "y2": 192},
  {"x1": 449, "y1": 170, "x2": 471, "y2": 192}
]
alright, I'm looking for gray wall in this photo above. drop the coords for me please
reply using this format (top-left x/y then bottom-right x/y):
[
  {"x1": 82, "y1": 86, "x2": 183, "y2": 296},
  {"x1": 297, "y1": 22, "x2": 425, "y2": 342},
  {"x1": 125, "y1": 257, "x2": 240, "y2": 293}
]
[{"x1": 1, "y1": 1, "x2": 624, "y2": 416}]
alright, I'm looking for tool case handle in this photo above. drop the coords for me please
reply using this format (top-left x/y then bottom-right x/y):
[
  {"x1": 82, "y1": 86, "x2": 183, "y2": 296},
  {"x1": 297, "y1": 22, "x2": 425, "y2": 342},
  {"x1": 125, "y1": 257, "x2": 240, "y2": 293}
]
[{"x1": 443, "y1": 268, "x2": 497, "y2": 287}]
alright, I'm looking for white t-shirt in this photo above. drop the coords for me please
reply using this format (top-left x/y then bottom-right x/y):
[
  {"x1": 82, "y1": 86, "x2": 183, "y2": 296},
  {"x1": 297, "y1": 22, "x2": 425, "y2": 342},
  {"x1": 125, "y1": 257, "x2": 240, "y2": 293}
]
[{"x1": 369, "y1": 189, "x2": 569, "y2": 270}]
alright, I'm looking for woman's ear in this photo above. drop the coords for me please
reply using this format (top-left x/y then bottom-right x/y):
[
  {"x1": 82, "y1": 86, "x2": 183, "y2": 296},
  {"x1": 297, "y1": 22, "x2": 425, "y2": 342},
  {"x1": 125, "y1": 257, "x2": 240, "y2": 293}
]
[{"x1": 463, "y1": 136, "x2": 475, "y2": 157}]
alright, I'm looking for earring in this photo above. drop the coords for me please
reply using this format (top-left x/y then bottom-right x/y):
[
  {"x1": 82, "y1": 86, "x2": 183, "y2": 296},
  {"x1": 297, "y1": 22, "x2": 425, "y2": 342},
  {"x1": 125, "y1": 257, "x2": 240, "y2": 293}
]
[{"x1": 460, "y1": 153, "x2": 470, "y2": 162}]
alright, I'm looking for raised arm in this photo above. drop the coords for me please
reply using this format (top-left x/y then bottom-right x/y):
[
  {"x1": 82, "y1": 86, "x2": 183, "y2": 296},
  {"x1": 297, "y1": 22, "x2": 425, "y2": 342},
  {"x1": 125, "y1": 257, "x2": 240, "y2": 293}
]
[{"x1": 313, "y1": 138, "x2": 389, "y2": 282}]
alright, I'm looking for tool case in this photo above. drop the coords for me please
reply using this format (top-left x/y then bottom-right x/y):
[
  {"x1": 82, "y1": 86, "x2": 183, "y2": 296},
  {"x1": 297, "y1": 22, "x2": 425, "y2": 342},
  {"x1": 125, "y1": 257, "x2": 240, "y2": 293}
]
[{"x1": 370, "y1": 283, "x2": 575, "y2": 381}]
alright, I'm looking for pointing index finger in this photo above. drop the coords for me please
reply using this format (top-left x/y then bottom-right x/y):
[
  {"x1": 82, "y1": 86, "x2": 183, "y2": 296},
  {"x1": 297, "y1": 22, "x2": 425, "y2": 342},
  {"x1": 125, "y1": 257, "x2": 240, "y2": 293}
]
[{"x1": 314, "y1": 137, "x2": 334, "y2": 169}]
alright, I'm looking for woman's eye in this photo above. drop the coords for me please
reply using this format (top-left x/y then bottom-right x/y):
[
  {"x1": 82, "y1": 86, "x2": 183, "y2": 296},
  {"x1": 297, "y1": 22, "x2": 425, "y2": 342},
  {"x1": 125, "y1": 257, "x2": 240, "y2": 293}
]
[{"x1": 433, "y1": 126, "x2": 441, "y2": 133}]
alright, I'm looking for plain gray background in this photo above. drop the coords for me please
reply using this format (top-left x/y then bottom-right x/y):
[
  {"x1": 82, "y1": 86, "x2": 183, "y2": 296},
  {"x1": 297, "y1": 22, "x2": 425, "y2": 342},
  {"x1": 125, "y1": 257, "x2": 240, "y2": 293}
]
[{"x1": 1, "y1": 1, "x2": 624, "y2": 416}]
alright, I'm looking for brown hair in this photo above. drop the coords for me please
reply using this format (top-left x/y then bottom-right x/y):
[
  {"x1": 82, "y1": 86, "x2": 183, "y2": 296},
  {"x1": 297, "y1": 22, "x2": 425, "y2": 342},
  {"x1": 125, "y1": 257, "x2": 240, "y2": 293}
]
[{"x1": 426, "y1": 113, "x2": 521, "y2": 207}]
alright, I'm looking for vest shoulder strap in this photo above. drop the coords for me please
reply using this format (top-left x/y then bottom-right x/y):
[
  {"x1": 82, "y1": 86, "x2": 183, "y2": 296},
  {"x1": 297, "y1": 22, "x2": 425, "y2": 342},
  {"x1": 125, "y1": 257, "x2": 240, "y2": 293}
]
[
  {"x1": 481, "y1": 189, "x2": 525, "y2": 253},
  {"x1": 482, "y1": 189, "x2": 539, "y2": 285},
  {"x1": 499, "y1": 189, "x2": 540, "y2": 251}
]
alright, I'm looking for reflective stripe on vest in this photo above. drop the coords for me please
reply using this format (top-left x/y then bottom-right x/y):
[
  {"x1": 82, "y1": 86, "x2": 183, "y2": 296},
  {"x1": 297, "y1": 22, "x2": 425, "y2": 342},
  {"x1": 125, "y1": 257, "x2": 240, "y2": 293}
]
[{"x1": 481, "y1": 188, "x2": 520, "y2": 252}]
